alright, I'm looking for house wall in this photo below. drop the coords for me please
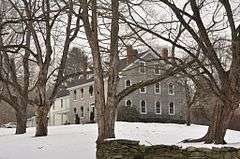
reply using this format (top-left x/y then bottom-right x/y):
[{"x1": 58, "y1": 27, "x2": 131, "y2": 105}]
[
  {"x1": 118, "y1": 53, "x2": 186, "y2": 122},
  {"x1": 68, "y1": 80, "x2": 108, "y2": 124},
  {"x1": 54, "y1": 52, "x2": 187, "y2": 125},
  {"x1": 49, "y1": 96, "x2": 70, "y2": 126}
]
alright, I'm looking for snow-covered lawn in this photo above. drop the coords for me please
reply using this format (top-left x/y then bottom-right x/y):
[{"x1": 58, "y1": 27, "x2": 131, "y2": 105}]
[{"x1": 1, "y1": 122, "x2": 240, "y2": 159}]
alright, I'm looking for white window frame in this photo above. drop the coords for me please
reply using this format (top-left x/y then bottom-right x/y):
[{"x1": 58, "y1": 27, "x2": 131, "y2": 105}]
[
  {"x1": 155, "y1": 82, "x2": 161, "y2": 94},
  {"x1": 155, "y1": 101, "x2": 161, "y2": 114},
  {"x1": 125, "y1": 99, "x2": 132, "y2": 107},
  {"x1": 168, "y1": 82, "x2": 175, "y2": 95},
  {"x1": 169, "y1": 102, "x2": 175, "y2": 115},
  {"x1": 140, "y1": 100, "x2": 147, "y2": 114},
  {"x1": 154, "y1": 64, "x2": 160, "y2": 75},
  {"x1": 125, "y1": 79, "x2": 131, "y2": 88},
  {"x1": 139, "y1": 61, "x2": 146, "y2": 73},
  {"x1": 139, "y1": 86, "x2": 147, "y2": 93}
]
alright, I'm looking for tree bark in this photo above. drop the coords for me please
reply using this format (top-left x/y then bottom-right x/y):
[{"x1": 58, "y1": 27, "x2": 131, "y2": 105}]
[
  {"x1": 15, "y1": 109, "x2": 27, "y2": 134},
  {"x1": 184, "y1": 99, "x2": 234, "y2": 144},
  {"x1": 204, "y1": 102, "x2": 234, "y2": 144},
  {"x1": 96, "y1": 101, "x2": 118, "y2": 143},
  {"x1": 186, "y1": 105, "x2": 191, "y2": 126},
  {"x1": 35, "y1": 106, "x2": 49, "y2": 137}
]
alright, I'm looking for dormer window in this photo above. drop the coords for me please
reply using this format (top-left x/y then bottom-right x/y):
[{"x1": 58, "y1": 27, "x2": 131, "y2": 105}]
[
  {"x1": 89, "y1": 85, "x2": 93, "y2": 97},
  {"x1": 139, "y1": 61, "x2": 146, "y2": 73},
  {"x1": 125, "y1": 80, "x2": 131, "y2": 88}
]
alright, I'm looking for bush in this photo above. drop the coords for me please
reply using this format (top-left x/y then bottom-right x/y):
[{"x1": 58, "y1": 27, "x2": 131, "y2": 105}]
[{"x1": 117, "y1": 106, "x2": 140, "y2": 122}]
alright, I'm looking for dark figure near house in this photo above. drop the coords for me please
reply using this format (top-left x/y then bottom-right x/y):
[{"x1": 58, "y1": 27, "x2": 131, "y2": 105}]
[{"x1": 75, "y1": 114, "x2": 80, "y2": 124}]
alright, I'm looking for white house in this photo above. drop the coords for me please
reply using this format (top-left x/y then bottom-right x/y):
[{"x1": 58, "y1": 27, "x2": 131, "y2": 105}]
[{"x1": 48, "y1": 86, "x2": 71, "y2": 126}]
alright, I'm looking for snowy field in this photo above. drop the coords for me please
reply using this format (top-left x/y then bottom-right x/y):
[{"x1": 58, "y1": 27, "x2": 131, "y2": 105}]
[{"x1": 1, "y1": 122, "x2": 240, "y2": 159}]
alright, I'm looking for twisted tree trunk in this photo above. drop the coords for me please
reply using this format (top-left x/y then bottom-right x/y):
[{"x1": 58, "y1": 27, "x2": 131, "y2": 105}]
[
  {"x1": 35, "y1": 106, "x2": 49, "y2": 137},
  {"x1": 184, "y1": 99, "x2": 234, "y2": 144}
]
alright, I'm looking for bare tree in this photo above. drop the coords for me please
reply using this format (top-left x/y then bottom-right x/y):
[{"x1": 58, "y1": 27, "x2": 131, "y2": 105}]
[
  {"x1": 1, "y1": 0, "x2": 82, "y2": 136},
  {"x1": 80, "y1": 0, "x2": 197, "y2": 143},
  {"x1": 0, "y1": 0, "x2": 32, "y2": 134},
  {"x1": 121, "y1": 0, "x2": 240, "y2": 144}
]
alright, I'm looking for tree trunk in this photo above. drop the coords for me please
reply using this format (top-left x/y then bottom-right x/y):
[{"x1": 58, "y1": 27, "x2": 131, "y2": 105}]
[
  {"x1": 96, "y1": 102, "x2": 117, "y2": 143},
  {"x1": 15, "y1": 109, "x2": 27, "y2": 134},
  {"x1": 35, "y1": 106, "x2": 49, "y2": 137},
  {"x1": 184, "y1": 99, "x2": 234, "y2": 144},
  {"x1": 203, "y1": 101, "x2": 234, "y2": 144},
  {"x1": 186, "y1": 104, "x2": 191, "y2": 126}
]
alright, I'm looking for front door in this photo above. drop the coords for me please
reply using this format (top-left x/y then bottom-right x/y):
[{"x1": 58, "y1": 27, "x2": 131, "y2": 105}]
[{"x1": 90, "y1": 104, "x2": 95, "y2": 123}]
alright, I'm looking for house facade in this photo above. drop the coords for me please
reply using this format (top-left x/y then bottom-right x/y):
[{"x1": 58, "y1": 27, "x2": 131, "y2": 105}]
[
  {"x1": 49, "y1": 86, "x2": 71, "y2": 126},
  {"x1": 117, "y1": 48, "x2": 186, "y2": 122},
  {"x1": 49, "y1": 47, "x2": 187, "y2": 125}
]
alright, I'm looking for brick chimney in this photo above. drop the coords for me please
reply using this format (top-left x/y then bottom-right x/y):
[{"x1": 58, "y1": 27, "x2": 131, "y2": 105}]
[
  {"x1": 127, "y1": 46, "x2": 138, "y2": 64},
  {"x1": 160, "y1": 48, "x2": 168, "y2": 59}
]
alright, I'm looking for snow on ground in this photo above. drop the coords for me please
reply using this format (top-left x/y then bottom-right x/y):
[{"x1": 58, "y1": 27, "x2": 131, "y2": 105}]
[{"x1": 1, "y1": 122, "x2": 240, "y2": 159}]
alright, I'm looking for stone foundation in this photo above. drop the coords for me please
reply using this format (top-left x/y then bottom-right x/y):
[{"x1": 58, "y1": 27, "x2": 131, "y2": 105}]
[{"x1": 96, "y1": 139, "x2": 240, "y2": 159}]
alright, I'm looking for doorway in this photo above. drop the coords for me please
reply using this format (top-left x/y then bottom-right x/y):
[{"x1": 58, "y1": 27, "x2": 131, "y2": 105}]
[{"x1": 89, "y1": 103, "x2": 95, "y2": 123}]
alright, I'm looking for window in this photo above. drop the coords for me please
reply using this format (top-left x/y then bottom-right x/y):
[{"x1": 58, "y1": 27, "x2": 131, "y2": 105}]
[
  {"x1": 89, "y1": 85, "x2": 93, "y2": 97},
  {"x1": 53, "y1": 103, "x2": 55, "y2": 110},
  {"x1": 169, "y1": 102, "x2": 175, "y2": 115},
  {"x1": 140, "y1": 86, "x2": 147, "y2": 93},
  {"x1": 80, "y1": 88, "x2": 84, "y2": 98},
  {"x1": 139, "y1": 61, "x2": 146, "y2": 73},
  {"x1": 168, "y1": 83, "x2": 174, "y2": 95},
  {"x1": 73, "y1": 107, "x2": 77, "y2": 114},
  {"x1": 155, "y1": 83, "x2": 161, "y2": 94},
  {"x1": 155, "y1": 65, "x2": 160, "y2": 74},
  {"x1": 80, "y1": 106, "x2": 84, "y2": 117},
  {"x1": 125, "y1": 100, "x2": 132, "y2": 107},
  {"x1": 125, "y1": 80, "x2": 131, "y2": 88},
  {"x1": 61, "y1": 99, "x2": 63, "y2": 108},
  {"x1": 140, "y1": 100, "x2": 147, "y2": 114},
  {"x1": 73, "y1": 90, "x2": 77, "y2": 100},
  {"x1": 155, "y1": 101, "x2": 161, "y2": 114}
]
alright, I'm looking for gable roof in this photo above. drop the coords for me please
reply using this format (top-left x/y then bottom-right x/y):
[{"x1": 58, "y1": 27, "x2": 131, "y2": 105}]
[
  {"x1": 66, "y1": 51, "x2": 150, "y2": 90},
  {"x1": 56, "y1": 85, "x2": 70, "y2": 98},
  {"x1": 67, "y1": 77, "x2": 94, "y2": 88}
]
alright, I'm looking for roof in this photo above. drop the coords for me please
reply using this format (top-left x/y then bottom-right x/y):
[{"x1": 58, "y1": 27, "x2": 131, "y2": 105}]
[
  {"x1": 66, "y1": 52, "x2": 148, "y2": 90},
  {"x1": 55, "y1": 85, "x2": 70, "y2": 98},
  {"x1": 67, "y1": 77, "x2": 94, "y2": 88}
]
